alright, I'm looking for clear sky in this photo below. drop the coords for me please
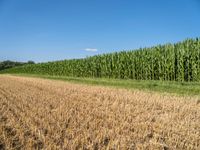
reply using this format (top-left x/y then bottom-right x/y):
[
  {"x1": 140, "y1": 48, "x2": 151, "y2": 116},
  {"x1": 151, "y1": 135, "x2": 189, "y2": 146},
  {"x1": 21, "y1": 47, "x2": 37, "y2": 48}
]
[{"x1": 0, "y1": 0, "x2": 200, "y2": 62}]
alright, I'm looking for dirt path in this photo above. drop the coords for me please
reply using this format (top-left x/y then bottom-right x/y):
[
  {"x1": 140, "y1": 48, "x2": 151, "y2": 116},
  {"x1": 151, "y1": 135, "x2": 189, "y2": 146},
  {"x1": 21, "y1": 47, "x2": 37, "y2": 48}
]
[{"x1": 0, "y1": 75, "x2": 199, "y2": 150}]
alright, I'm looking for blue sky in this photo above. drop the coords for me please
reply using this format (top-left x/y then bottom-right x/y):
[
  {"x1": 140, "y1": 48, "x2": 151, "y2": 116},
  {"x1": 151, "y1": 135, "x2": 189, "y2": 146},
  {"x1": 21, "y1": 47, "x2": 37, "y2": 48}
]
[{"x1": 0, "y1": 0, "x2": 200, "y2": 62}]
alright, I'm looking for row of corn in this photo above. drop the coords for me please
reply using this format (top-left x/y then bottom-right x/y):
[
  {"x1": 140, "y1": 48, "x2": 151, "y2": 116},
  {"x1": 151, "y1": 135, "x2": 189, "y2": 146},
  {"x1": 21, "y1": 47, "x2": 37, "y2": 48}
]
[{"x1": 2, "y1": 38, "x2": 200, "y2": 82}]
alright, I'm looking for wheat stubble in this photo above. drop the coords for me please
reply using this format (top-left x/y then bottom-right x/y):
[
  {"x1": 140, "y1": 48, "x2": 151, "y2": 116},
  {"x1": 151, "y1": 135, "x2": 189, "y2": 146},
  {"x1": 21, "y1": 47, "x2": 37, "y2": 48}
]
[{"x1": 0, "y1": 75, "x2": 199, "y2": 150}]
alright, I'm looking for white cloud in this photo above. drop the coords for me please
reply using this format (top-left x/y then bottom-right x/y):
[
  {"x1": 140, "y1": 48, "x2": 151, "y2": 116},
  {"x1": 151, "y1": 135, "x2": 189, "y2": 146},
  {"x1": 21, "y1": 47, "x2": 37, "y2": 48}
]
[{"x1": 84, "y1": 48, "x2": 98, "y2": 52}]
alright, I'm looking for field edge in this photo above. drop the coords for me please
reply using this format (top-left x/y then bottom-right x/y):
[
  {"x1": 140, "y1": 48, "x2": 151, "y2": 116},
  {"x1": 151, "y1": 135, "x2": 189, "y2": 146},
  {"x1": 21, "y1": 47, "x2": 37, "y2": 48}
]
[{"x1": 1, "y1": 73, "x2": 200, "y2": 97}]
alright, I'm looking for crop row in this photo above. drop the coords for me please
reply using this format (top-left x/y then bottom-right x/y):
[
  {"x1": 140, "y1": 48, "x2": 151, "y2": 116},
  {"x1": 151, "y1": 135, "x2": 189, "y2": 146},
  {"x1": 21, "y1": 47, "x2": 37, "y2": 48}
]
[{"x1": 2, "y1": 38, "x2": 200, "y2": 81}]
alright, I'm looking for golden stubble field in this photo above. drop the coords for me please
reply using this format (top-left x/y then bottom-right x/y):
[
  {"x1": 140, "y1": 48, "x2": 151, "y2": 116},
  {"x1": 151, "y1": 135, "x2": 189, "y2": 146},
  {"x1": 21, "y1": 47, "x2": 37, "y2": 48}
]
[{"x1": 0, "y1": 75, "x2": 199, "y2": 150}]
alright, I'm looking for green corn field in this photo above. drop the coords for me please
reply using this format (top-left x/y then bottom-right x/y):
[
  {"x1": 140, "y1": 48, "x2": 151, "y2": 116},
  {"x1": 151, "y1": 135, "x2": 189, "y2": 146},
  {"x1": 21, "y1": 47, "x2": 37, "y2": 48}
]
[{"x1": 1, "y1": 38, "x2": 200, "y2": 82}]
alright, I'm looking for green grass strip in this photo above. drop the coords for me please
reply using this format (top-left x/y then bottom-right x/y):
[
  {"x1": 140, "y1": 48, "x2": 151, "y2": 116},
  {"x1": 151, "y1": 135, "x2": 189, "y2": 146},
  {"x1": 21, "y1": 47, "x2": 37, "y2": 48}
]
[{"x1": 2, "y1": 73, "x2": 200, "y2": 97}]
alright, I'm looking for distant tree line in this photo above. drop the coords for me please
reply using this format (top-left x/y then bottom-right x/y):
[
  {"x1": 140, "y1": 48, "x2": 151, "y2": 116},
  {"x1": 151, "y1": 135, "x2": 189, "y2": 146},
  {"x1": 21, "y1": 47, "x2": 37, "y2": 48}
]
[{"x1": 0, "y1": 60, "x2": 35, "y2": 71}]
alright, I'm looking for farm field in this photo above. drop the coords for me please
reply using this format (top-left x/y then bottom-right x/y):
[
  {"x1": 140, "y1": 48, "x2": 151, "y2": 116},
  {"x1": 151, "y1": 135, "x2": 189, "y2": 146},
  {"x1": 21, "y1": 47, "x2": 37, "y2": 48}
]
[
  {"x1": 2, "y1": 38, "x2": 200, "y2": 82},
  {"x1": 0, "y1": 75, "x2": 199, "y2": 150}
]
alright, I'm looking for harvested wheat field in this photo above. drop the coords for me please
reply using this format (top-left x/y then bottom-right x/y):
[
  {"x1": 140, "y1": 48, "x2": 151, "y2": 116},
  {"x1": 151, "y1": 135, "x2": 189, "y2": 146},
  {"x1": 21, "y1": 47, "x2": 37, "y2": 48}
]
[{"x1": 0, "y1": 75, "x2": 199, "y2": 150}]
